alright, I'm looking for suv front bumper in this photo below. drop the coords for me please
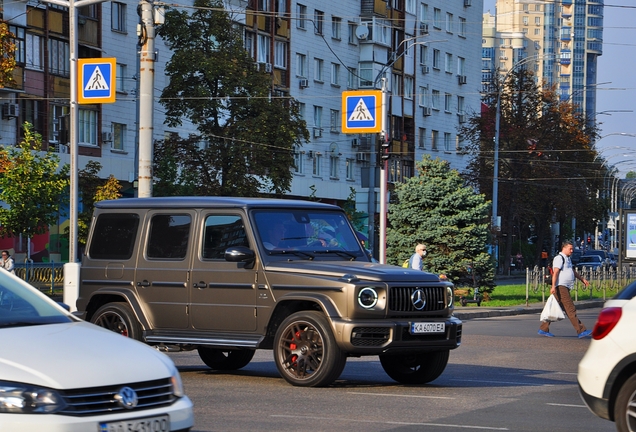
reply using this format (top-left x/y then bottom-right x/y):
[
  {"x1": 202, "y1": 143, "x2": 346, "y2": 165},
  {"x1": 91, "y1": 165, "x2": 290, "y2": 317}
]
[{"x1": 333, "y1": 315, "x2": 462, "y2": 355}]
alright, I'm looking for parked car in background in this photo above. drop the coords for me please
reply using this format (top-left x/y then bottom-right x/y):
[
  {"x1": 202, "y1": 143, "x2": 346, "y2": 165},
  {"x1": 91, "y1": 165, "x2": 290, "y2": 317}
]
[
  {"x1": 608, "y1": 253, "x2": 618, "y2": 269},
  {"x1": 571, "y1": 249, "x2": 582, "y2": 266},
  {"x1": 584, "y1": 249, "x2": 611, "y2": 269},
  {"x1": 576, "y1": 255, "x2": 604, "y2": 271},
  {"x1": 0, "y1": 271, "x2": 194, "y2": 431},
  {"x1": 578, "y1": 280, "x2": 636, "y2": 430}
]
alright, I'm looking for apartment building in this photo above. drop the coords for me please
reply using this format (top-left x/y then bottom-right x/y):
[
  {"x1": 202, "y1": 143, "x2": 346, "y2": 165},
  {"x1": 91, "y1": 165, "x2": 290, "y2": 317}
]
[{"x1": 482, "y1": 0, "x2": 603, "y2": 116}]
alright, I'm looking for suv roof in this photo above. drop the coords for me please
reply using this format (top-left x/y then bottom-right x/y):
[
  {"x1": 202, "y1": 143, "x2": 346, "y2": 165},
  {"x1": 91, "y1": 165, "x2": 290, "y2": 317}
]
[{"x1": 95, "y1": 196, "x2": 339, "y2": 211}]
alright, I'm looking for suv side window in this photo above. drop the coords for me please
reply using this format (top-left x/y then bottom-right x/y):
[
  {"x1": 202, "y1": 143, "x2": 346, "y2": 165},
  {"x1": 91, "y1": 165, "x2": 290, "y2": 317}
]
[
  {"x1": 147, "y1": 214, "x2": 191, "y2": 259},
  {"x1": 89, "y1": 213, "x2": 140, "y2": 260},
  {"x1": 202, "y1": 215, "x2": 249, "y2": 260}
]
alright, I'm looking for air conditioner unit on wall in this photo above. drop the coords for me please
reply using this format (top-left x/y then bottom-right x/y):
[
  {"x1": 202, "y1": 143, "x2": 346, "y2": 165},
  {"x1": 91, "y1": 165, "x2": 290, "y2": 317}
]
[
  {"x1": 313, "y1": 128, "x2": 322, "y2": 138},
  {"x1": 421, "y1": 65, "x2": 430, "y2": 74},
  {"x1": 458, "y1": 75, "x2": 467, "y2": 85},
  {"x1": 464, "y1": 0, "x2": 472, "y2": 6},
  {"x1": 458, "y1": 114, "x2": 466, "y2": 123},
  {"x1": 351, "y1": 138, "x2": 359, "y2": 147},
  {"x1": 102, "y1": 132, "x2": 113, "y2": 142},
  {"x1": 419, "y1": 22, "x2": 429, "y2": 35},
  {"x1": 422, "y1": 107, "x2": 432, "y2": 116},
  {"x1": 264, "y1": 63, "x2": 273, "y2": 73},
  {"x1": 356, "y1": 152, "x2": 369, "y2": 162},
  {"x1": 299, "y1": 78, "x2": 309, "y2": 88},
  {"x1": 58, "y1": 144, "x2": 69, "y2": 154},
  {"x1": 2, "y1": 103, "x2": 18, "y2": 119}
]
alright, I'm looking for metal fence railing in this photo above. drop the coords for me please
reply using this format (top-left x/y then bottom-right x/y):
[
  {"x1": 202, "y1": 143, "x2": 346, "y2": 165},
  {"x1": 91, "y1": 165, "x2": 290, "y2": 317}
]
[
  {"x1": 525, "y1": 265, "x2": 636, "y2": 305},
  {"x1": 14, "y1": 261, "x2": 65, "y2": 293}
]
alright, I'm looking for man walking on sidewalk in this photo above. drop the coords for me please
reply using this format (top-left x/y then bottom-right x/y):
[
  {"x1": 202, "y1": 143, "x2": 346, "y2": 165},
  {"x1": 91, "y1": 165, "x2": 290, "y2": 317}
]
[{"x1": 538, "y1": 240, "x2": 592, "y2": 338}]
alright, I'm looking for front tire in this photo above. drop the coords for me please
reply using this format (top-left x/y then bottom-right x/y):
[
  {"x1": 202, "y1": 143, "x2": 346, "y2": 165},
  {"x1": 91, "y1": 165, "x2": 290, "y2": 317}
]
[
  {"x1": 379, "y1": 350, "x2": 450, "y2": 384},
  {"x1": 91, "y1": 302, "x2": 142, "y2": 341},
  {"x1": 273, "y1": 311, "x2": 346, "y2": 387},
  {"x1": 197, "y1": 348, "x2": 255, "y2": 370},
  {"x1": 614, "y1": 374, "x2": 636, "y2": 431}
]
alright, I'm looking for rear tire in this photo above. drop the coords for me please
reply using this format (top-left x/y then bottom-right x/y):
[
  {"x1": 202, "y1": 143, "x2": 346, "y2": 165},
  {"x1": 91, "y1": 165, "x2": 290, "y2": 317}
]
[
  {"x1": 273, "y1": 311, "x2": 346, "y2": 387},
  {"x1": 614, "y1": 374, "x2": 636, "y2": 431},
  {"x1": 91, "y1": 302, "x2": 142, "y2": 341},
  {"x1": 379, "y1": 350, "x2": 450, "y2": 384},
  {"x1": 197, "y1": 348, "x2": 255, "y2": 370}
]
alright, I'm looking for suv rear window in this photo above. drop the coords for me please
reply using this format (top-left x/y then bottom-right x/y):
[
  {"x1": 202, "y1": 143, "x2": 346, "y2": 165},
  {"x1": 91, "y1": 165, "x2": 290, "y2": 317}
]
[{"x1": 89, "y1": 214, "x2": 140, "y2": 260}]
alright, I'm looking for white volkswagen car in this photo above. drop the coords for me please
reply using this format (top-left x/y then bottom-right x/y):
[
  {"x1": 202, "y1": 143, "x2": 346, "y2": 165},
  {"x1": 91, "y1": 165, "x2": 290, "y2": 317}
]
[
  {"x1": 0, "y1": 270, "x2": 193, "y2": 431},
  {"x1": 578, "y1": 280, "x2": 636, "y2": 431}
]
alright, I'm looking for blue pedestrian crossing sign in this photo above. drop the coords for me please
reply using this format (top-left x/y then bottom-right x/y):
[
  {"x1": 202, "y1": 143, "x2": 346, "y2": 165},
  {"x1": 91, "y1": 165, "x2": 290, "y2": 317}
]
[
  {"x1": 78, "y1": 58, "x2": 116, "y2": 104},
  {"x1": 341, "y1": 90, "x2": 383, "y2": 134}
]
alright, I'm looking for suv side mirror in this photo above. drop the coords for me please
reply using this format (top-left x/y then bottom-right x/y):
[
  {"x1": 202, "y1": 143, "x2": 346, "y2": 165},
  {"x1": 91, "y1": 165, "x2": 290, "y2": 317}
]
[{"x1": 225, "y1": 246, "x2": 255, "y2": 264}]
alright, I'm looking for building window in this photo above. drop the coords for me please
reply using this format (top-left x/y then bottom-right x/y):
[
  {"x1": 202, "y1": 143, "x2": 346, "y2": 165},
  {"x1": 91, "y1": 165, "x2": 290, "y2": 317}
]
[
  {"x1": 445, "y1": 53, "x2": 452, "y2": 73},
  {"x1": 329, "y1": 155, "x2": 338, "y2": 178},
  {"x1": 314, "y1": 10, "x2": 324, "y2": 34},
  {"x1": 346, "y1": 158, "x2": 354, "y2": 180},
  {"x1": 457, "y1": 95, "x2": 465, "y2": 114},
  {"x1": 297, "y1": 4, "x2": 307, "y2": 29},
  {"x1": 298, "y1": 103, "x2": 305, "y2": 120},
  {"x1": 535, "y1": 17, "x2": 541, "y2": 25},
  {"x1": 331, "y1": 16, "x2": 341, "y2": 39},
  {"x1": 331, "y1": 63, "x2": 340, "y2": 86},
  {"x1": 433, "y1": 8, "x2": 441, "y2": 29},
  {"x1": 404, "y1": 76, "x2": 414, "y2": 100},
  {"x1": 431, "y1": 130, "x2": 438, "y2": 150},
  {"x1": 458, "y1": 17, "x2": 466, "y2": 37},
  {"x1": 391, "y1": 73, "x2": 403, "y2": 98},
  {"x1": 244, "y1": 31, "x2": 255, "y2": 57},
  {"x1": 405, "y1": 0, "x2": 416, "y2": 15},
  {"x1": 49, "y1": 105, "x2": 68, "y2": 144},
  {"x1": 116, "y1": 63, "x2": 126, "y2": 92},
  {"x1": 419, "y1": 44, "x2": 428, "y2": 65},
  {"x1": 313, "y1": 154, "x2": 322, "y2": 176},
  {"x1": 111, "y1": 2, "x2": 126, "y2": 32},
  {"x1": 9, "y1": 26, "x2": 25, "y2": 65},
  {"x1": 257, "y1": 35, "x2": 270, "y2": 64},
  {"x1": 330, "y1": 109, "x2": 339, "y2": 132},
  {"x1": 274, "y1": 41, "x2": 287, "y2": 68},
  {"x1": 359, "y1": 62, "x2": 373, "y2": 87},
  {"x1": 294, "y1": 151, "x2": 304, "y2": 174},
  {"x1": 523, "y1": 16, "x2": 529, "y2": 26},
  {"x1": 347, "y1": 67, "x2": 356, "y2": 89},
  {"x1": 418, "y1": 85, "x2": 428, "y2": 107},
  {"x1": 418, "y1": 128, "x2": 426, "y2": 148},
  {"x1": 457, "y1": 56, "x2": 465, "y2": 76},
  {"x1": 534, "y1": 28, "x2": 541, "y2": 36},
  {"x1": 444, "y1": 132, "x2": 451, "y2": 151},
  {"x1": 444, "y1": 93, "x2": 452, "y2": 112},
  {"x1": 348, "y1": 22, "x2": 357, "y2": 44},
  {"x1": 445, "y1": 13, "x2": 453, "y2": 33},
  {"x1": 314, "y1": 58, "x2": 323, "y2": 81},
  {"x1": 26, "y1": 33, "x2": 43, "y2": 70},
  {"x1": 296, "y1": 53, "x2": 307, "y2": 77},
  {"x1": 48, "y1": 39, "x2": 70, "y2": 76},
  {"x1": 420, "y1": 3, "x2": 428, "y2": 22},
  {"x1": 431, "y1": 90, "x2": 440, "y2": 110},
  {"x1": 433, "y1": 49, "x2": 440, "y2": 69},
  {"x1": 313, "y1": 105, "x2": 322, "y2": 128},
  {"x1": 112, "y1": 123, "x2": 126, "y2": 151},
  {"x1": 78, "y1": 109, "x2": 98, "y2": 146}
]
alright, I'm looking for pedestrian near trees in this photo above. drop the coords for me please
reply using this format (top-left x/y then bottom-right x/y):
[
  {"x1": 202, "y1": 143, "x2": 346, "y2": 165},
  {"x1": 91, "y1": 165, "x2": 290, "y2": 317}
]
[
  {"x1": 409, "y1": 244, "x2": 427, "y2": 271},
  {"x1": 538, "y1": 241, "x2": 592, "y2": 338}
]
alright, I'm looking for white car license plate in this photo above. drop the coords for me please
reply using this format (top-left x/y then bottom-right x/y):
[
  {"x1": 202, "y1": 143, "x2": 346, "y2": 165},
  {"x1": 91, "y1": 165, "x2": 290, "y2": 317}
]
[
  {"x1": 99, "y1": 414, "x2": 169, "y2": 432},
  {"x1": 410, "y1": 322, "x2": 445, "y2": 334}
]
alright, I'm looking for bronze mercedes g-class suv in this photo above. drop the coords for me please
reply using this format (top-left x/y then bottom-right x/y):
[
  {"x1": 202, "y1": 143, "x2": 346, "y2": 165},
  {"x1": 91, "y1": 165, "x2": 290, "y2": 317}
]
[{"x1": 76, "y1": 197, "x2": 461, "y2": 387}]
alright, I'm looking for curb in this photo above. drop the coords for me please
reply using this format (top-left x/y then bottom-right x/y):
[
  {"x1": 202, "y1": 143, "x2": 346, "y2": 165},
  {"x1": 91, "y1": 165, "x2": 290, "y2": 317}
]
[{"x1": 453, "y1": 299, "x2": 606, "y2": 321}]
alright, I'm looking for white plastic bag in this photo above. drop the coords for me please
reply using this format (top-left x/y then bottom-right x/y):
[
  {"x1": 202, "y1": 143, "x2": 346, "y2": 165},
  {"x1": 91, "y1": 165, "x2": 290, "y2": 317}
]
[{"x1": 540, "y1": 294, "x2": 565, "y2": 322}]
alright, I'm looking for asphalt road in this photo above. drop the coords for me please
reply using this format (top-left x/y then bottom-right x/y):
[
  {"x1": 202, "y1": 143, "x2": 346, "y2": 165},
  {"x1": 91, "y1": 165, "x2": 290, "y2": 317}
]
[{"x1": 168, "y1": 307, "x2": 613, "y2": 432}]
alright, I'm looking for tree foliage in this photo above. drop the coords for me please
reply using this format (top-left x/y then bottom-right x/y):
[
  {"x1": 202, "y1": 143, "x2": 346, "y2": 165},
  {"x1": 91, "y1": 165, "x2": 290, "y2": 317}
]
[
  {"x1": 460, "y1": 70, "x2": 605, "y2": 269},
  {"x1": 0, "y1": 21, "x2": 16, "y2": 88},
  {"x1": 387, "y1": 155, "x2": 494, "y2": 291},
  {"x1": 0, "y1": 123, "x2": 69, "y2": 246},
  {"x1": 155, "y1": 0, "x2": 308, "y2": 197},
  {"x1": 76, "y1": 161, "x2": 122, "y2": 246}
]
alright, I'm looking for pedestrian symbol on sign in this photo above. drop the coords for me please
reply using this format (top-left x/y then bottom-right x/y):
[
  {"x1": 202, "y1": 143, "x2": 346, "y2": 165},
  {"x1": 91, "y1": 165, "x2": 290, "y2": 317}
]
[
  {"x1": 349, "y1": 98, "x2": 374, "y2": 122},
  {"x1": 85, "y1": 66, "x2": 109, "y2": 91}
]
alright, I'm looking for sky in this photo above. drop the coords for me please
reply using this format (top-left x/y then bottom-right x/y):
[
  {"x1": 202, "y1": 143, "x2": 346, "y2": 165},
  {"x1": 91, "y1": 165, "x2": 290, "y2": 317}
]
[{"x1": 482, "y1": 1, "x2": 636, "y2": 177}]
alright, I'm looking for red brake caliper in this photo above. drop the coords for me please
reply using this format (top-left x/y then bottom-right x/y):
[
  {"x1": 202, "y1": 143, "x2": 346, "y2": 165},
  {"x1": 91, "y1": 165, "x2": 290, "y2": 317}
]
[{"x1": 289, "y1": 331, "x2": 301, "y2": 366}]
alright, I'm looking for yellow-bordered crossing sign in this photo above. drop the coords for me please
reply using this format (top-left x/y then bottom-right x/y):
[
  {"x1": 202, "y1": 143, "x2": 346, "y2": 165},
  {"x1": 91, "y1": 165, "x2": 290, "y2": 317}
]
[{"x1": 78, "y1": 58, "x2": 116, "y2": 104}]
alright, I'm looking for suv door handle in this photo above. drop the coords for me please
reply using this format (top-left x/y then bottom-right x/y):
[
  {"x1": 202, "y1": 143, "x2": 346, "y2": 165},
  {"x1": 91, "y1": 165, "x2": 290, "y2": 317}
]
[
  {"x1": 137, "y1": 280, "x2": 150, "y2": 287},
  {"x1": 193, "y1": 281, "x2": 207, "y2": 289}
]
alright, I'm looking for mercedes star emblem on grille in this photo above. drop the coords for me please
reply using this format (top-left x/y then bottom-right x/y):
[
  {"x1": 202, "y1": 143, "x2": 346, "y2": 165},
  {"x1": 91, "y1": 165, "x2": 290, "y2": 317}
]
[{"x1": 411, "y1": 288, "x2": 426, "y2": 310}]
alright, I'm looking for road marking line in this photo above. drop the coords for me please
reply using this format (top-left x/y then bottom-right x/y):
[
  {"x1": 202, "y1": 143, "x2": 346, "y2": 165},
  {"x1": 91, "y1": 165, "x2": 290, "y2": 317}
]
[
  {"x1": 547, "y1": 403, "x2": 587, "y2": 408},
  {"x1": 271, "y1": 415, "x2": 508, "y2": 430},
  {"x1": 346, "y1": 391, "x2": 454, "y2": 399},
  {"x1": 450, "y1": 378, "x2": 557, "y2": 386}
]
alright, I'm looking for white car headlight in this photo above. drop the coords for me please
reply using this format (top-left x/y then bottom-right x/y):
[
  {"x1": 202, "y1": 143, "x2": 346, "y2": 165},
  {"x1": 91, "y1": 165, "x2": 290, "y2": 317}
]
[
  {"x1": 0, "y1": 381, "x2": 66, "y2": 414},
  {"x1": 170, "y1": 368, "x2": 185, "y2": 398},
  {"x1": 447, "y1": 286, "x2": 454, "y2": 308},
  {"x1": 358, "y1": 287, "x2": 379, "y2": 309}
]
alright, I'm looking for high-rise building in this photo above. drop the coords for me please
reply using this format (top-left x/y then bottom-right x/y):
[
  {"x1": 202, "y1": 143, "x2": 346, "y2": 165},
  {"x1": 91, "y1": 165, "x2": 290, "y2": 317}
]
[{"x1": 482, "y1": 0, "x2": 603, "y2": 117}]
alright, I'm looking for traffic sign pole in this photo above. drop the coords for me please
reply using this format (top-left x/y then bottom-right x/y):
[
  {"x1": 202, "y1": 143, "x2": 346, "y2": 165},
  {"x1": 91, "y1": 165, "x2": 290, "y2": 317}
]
[{"x1": 379, "y1": 79, "x2": 388, "y2": 264}]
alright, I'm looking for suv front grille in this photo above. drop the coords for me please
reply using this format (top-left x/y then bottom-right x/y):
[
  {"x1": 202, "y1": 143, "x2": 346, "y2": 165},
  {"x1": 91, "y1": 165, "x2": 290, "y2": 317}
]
[
  {"x1": 389, "y1": 286, "x2": 446, "y2": 312},
  {"x1": 59, "y1": 378, "x2": 177, "y2": 416}
]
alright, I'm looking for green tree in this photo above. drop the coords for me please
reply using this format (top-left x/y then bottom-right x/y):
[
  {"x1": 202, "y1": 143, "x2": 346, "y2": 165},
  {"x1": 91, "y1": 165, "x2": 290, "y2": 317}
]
[
  {"x1": 387, "y1": 155, "x2": 494, "y2": 291},
  {"x1": 155, "y1": 0, "x2": 308, "y2": 197},
  {"x1": 0, "y1": 21, "x2": 16, "y2": 88},
  {"x1": 341, "y1": 187, "x2": 367, "y2": 232},
  {"x1": 461, "y1": 70, "x2": 604, "y2": 271},
  {"x1": 76, "y1": 161, "x2": 122, "y2": 246},
  {"x1": 0, "y1": 123, "x2": 69, "y2": 257}
]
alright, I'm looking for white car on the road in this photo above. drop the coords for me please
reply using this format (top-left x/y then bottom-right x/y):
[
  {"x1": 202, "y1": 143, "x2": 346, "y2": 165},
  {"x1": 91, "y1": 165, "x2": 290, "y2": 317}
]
[
  {"x1": 0, "y1": 270, "x2": 193, "y2": 431},
  {"x1": 578, "y1": 280, "x2": 636, "y2": 431}
]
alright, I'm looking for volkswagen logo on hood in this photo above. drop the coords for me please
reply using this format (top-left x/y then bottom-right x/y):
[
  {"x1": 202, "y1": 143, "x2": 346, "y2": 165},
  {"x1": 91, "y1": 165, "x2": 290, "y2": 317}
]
[
  {"x1": 411, "y1": 288, "x2": 427, "y2": 310},
  {"x1": 115, "y1": 386, "x2": 139, "y2": 409}
]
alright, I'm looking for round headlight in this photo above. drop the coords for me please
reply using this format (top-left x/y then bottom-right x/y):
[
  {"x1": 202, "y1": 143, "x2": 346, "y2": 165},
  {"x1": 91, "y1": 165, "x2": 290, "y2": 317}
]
[
  {"x1": 447, "y1": 286, "x2": 454, "y2": 308},
  {"x1": 358, "y1": 287, "x2": 378, "y2": 309}
]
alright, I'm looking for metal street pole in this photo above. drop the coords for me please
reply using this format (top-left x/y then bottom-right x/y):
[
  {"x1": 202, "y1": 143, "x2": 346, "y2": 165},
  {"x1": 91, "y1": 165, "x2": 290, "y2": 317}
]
[{"x1": 379, "y1": 78, "x2": 388, "y2": 264}]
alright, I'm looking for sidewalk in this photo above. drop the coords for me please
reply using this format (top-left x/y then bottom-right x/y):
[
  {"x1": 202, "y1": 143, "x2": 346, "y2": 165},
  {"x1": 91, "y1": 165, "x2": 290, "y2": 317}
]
[{"x1": 453, "y1": 299, "x2": 606, "y2": 321}]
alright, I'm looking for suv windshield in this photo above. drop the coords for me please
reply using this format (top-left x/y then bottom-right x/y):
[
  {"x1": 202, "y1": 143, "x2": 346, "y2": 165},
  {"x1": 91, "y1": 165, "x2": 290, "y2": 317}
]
[{"x1": 252, "y1": 209, "x2": 367, "y2": 260}]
